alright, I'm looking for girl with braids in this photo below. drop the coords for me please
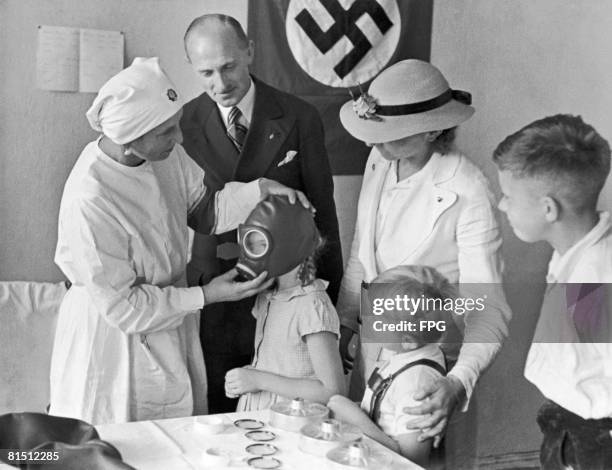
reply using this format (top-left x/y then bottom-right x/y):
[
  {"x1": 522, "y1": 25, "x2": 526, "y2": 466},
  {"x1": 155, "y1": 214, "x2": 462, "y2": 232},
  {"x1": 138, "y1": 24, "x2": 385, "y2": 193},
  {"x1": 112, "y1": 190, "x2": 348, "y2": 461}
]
[{"x1": 224, "y1": 196, "x2": 345, "y2": 411}]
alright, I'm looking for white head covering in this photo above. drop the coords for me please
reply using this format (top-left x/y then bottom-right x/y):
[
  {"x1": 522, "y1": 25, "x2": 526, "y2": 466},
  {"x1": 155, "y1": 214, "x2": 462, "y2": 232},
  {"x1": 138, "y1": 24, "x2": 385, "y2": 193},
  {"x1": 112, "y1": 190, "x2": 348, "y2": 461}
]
[{"x1": 86, "y1": 57, "x2": 184, "y2": 145}]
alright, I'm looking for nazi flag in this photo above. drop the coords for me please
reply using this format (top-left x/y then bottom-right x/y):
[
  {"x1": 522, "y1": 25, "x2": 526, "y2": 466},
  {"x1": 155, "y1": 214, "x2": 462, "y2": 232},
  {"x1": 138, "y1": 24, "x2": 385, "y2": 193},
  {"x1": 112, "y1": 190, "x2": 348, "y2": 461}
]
[{"x1": 248, "y1": 0, "x2": 433, "y2": 175}]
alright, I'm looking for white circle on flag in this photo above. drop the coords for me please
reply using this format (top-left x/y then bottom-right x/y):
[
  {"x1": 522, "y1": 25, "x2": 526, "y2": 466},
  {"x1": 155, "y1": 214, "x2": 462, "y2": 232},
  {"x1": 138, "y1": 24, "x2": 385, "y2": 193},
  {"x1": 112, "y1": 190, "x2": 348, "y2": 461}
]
[{"x1": 286, "y1": 0, "x2": 400, "y2": 88}]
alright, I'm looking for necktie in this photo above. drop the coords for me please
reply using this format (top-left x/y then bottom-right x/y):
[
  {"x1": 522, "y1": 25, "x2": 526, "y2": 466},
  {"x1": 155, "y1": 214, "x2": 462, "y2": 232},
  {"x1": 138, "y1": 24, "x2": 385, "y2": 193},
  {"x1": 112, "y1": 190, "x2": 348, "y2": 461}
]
[{"x1": 227, "y1": 106, "x2": 248, "y2": 152}]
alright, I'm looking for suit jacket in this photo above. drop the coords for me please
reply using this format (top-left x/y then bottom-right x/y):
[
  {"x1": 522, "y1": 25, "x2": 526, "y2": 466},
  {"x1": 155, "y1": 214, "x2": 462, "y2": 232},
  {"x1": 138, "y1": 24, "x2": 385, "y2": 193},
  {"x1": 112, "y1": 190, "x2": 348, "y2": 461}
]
[
  {"x1": 338, "y1": 149, "x2": 511, "y2": 403},
  {"x1": 180, "y1": 78, "x2": 343, "y2": 356}
]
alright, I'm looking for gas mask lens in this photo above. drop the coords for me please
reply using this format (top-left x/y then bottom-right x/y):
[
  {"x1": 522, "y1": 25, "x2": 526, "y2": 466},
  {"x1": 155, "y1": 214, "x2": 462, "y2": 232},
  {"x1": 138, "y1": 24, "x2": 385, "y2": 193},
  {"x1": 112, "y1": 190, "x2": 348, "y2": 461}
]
[{"x1": 242, "y1": 229, "x2": 270, "y2": 258}]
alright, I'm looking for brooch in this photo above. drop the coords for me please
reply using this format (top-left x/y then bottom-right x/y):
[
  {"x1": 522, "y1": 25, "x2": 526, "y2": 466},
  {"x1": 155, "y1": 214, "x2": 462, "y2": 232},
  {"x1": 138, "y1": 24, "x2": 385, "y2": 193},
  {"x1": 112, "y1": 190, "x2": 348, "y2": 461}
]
[{"x1": 167, "y1": 89, "x2": 178, "y2": 102}]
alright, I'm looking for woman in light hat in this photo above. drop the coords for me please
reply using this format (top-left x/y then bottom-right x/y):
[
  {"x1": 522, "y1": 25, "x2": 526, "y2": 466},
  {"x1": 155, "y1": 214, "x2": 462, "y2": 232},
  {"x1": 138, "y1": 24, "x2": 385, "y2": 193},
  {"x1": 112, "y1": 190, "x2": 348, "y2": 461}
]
[
  {"x1": 337, "y1": 60, "x2": 511, "y2": 445},
  {"x1": 50, "y1": 57, "x2": 309, "y2": 425}
]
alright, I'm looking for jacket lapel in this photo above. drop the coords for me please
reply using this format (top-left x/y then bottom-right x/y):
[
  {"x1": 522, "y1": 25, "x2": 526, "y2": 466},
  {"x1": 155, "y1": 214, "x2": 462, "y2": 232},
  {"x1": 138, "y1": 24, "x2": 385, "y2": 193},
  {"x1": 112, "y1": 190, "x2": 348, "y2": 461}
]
[
  {"x1": 203, "y1": 108, "x2": 240, "y2": 183},
  {"x1": 358, "y1": 153, "x2": 390, "y2": 280},
  {"x1": 397, "y1": 154, "x2": 458, "y2": 263},
  {"x1": 181, "y1": 95, "x2": 239, "y2": 190},
  {"x1": 234, "y1": 79, "x2": 291, "y2": 181}
]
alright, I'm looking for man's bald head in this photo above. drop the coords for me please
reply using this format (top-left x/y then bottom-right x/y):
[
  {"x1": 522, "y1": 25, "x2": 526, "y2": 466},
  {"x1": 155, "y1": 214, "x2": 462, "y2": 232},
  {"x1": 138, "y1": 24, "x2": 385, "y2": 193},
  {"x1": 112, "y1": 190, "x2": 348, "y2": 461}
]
[
  {"x1": 184, "y1": 14, "x2": 254, "y2": 107},
  {"x1": 184, "y1": 14, "x2": 249, "y2": 59}
]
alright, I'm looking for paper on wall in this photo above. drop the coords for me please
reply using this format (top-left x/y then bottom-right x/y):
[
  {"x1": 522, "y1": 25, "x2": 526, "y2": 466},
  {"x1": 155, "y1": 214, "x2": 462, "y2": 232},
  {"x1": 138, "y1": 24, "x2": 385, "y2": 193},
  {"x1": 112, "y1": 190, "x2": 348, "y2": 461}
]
[
  {"x1": 79, "y1": 28, "x2": 124, "y2": 93},
  {"x1": 36, "y1": 26, "x2": 79, "y2": 91},
  {"x1": 36, "y1": 25, "x2": 124, "y2": 93}
]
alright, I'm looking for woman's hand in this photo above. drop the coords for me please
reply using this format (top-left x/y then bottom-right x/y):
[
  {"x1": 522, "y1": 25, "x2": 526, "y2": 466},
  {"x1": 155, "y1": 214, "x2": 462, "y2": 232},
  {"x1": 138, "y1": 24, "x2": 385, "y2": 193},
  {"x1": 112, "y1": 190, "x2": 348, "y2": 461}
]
[
  {"x1": 225, "y1": 367, "x2": 261, "y2": 396},
  {"x1": 402, "y1": 375, "x2": 466, "y2": 447},
  {"x1": 202, "y1": 269, "x2": 273, "y2": 305},
  {"x1": 258, "y1": 178, "x2": 313, "y2": 211}
]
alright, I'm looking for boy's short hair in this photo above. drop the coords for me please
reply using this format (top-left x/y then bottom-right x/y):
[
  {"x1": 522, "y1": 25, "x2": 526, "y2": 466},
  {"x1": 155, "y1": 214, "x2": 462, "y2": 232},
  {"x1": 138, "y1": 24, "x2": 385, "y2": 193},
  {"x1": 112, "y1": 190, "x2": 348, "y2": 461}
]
[
  {"x1": 369, "y1": 266, "x2": 457, "y2": 343},
  {"x1": 493, "y1": 114, "x2": 611, "y2": 213}
]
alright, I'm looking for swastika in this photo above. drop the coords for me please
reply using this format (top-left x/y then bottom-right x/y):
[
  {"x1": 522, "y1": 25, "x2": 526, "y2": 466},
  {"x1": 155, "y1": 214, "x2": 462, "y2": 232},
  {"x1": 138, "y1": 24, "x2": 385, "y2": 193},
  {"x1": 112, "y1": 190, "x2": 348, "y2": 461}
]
[{"x1": 295, "y1": 0, "x2": 393, "y2": 79}]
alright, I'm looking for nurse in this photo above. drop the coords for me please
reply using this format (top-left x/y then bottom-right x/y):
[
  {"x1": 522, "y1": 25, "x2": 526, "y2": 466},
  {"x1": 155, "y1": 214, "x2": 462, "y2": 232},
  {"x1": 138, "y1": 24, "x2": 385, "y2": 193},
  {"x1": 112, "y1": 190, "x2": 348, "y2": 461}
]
[{"x1": 50, "y1": 57, "x2": 309, "y2": 425}]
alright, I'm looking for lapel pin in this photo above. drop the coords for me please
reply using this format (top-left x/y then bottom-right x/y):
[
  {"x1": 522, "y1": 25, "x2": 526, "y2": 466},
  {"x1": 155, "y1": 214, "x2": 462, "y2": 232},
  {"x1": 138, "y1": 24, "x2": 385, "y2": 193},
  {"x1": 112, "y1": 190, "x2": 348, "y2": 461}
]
[
  {"x1": 269, "y1": 133, "x2": 275, "y2": 140},
  {"x1": 436, "y1": 196, "x2": 443, "y2": 202}
]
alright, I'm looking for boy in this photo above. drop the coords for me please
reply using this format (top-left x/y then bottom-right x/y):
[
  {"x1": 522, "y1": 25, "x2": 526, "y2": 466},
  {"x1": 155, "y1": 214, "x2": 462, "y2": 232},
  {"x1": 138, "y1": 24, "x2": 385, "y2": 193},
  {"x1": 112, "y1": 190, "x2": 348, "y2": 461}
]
[
  {"x1": 328, "y1": 265, "x2": 461, "y2": 467},
  {"x1": 493, "y1": 114, "x2": 612, "y2": 469}
]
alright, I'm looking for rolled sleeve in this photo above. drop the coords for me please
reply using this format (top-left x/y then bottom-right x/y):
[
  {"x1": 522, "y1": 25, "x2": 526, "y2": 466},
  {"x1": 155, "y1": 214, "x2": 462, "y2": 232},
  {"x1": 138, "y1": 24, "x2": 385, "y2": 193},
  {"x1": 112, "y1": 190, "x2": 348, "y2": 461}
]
[{"x1": 213, "y1": 180, "x2": 261, "y2": 234}]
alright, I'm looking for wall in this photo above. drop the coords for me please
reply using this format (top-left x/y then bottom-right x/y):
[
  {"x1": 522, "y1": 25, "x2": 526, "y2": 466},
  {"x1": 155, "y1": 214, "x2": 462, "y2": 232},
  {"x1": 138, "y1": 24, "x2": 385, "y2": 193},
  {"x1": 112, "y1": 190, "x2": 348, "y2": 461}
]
[
  {"x1": 0, "y1": 0, "x2": 247, "y2": 281},
  {"x1": 431, "y1": 0, "x2": 612, "y2": 466}
]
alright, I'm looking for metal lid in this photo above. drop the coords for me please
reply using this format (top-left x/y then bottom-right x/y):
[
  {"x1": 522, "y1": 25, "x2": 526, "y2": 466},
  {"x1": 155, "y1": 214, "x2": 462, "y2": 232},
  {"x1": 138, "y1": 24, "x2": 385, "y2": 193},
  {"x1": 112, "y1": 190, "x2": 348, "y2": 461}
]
[
  {"x1": 326, "y1": 442, "x2": 391, "y2": 469},
  {"x1": 300, "y1": 419, "x2": 362, "y2": 442},
  {"x1": 245, "y1": 430, "x2": 277, "y2": 442},
  {"x1": 247, "y1": 456, "x2": 282, "y2": 469},
  {"x1": 246, "y1": 443, "x2": 278, "y2": 456},
  {"x1": 234, "y1": 419, "x2": 265, "y2": 430},
  {"x1": 270, "y1": 398, "x2": 328, "y2": 418}
]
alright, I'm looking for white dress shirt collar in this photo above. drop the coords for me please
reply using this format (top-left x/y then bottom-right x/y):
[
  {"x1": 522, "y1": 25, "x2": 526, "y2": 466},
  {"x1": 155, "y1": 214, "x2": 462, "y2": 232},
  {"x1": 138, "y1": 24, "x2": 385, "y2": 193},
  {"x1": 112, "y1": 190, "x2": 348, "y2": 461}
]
[
  {"x1": 547, "y1": 211, "x2": 611, "y2": 283},
  {"x1": 217, "y1": 79, "x2": 255, "y2": 128}
]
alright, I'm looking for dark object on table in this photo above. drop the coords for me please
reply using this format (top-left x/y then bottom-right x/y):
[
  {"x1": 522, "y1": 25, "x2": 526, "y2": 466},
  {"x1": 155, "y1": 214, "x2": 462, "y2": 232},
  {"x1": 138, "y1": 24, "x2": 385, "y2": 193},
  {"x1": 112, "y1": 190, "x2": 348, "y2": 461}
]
[{"x1": 0, "y1": 412, "x2": 134, "y2": 469}]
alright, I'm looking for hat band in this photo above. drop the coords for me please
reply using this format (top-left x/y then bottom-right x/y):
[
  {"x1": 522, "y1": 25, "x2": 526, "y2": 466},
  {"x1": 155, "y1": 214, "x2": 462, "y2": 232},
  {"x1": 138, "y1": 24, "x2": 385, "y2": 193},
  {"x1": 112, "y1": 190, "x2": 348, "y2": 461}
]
[{"x1": 376, "y1": 89, "x2": 471, "y2": 116}]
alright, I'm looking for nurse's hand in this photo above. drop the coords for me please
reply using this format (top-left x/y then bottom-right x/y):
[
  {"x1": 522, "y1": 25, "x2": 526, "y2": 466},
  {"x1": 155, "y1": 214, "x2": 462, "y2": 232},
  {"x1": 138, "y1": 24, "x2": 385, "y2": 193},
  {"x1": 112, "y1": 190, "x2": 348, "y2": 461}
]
[
  {"x1": 225, "y1": 367, "x2": 260, "y2": 395},
  {"x1": 202, "y1": 269, "x2": 273, "y2": 305},
  {"x1": 258, "y1": 178, "x2": 313, "y2": 211}
]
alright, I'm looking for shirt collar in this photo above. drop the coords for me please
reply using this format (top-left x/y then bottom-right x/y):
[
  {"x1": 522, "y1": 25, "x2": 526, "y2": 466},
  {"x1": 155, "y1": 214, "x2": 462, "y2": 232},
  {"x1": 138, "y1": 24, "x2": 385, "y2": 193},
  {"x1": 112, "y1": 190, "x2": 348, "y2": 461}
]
[
  {"x1": 217, "y1": 79, "x2": 255, "y2": 128},
  {"x1": 547, "y1": 211, "x2": 611, "y2": 282},
  {"x1": 387, "y1": 152, "x2": 441, "y2": 188}
]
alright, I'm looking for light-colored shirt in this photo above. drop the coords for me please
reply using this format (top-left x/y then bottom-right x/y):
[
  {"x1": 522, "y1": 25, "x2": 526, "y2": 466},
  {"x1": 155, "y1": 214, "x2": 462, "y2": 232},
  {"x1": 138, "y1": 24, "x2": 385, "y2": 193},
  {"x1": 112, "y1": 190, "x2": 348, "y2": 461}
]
[
  {"x1": 524, "y1": 211, "x2": 612, "y2": 419},
  {"x1": 217, "y1": 79, "x2": 255, "y2": 129},
  {"x1": 51, "y1": 140, "x2": 260, "y2": 424},
  {"x1": 361, "y1": 344, "x2": 445, "y2": 437},
  {"x1": 237, "y1": 279, "x2": 340, "y2": 411},
  {"x1": 375, "y1": 155, "x2": 435, "y2": 271}
]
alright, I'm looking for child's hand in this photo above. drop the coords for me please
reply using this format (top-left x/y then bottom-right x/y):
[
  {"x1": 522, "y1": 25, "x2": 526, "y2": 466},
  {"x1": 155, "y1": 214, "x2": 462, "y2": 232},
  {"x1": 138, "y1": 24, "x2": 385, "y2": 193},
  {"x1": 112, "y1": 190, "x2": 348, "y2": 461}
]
[{"x1": 225, "y1": 367, "x2": 260, "y2": 396}]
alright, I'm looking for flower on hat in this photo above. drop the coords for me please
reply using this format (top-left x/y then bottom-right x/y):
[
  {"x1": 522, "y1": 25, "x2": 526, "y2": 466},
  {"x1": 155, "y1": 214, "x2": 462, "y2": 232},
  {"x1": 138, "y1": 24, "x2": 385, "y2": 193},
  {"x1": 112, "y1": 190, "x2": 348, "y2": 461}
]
[{"x1": 352, "y1": 93, "x2": 382, "y2": 121}]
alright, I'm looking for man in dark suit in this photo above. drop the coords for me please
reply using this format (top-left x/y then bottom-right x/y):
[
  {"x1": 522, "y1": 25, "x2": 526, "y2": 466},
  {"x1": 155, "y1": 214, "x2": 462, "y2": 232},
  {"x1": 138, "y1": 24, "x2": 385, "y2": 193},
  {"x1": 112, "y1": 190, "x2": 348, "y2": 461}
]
[{"x1": 181, "y1": 14, "x2": 343, "y2": 413}]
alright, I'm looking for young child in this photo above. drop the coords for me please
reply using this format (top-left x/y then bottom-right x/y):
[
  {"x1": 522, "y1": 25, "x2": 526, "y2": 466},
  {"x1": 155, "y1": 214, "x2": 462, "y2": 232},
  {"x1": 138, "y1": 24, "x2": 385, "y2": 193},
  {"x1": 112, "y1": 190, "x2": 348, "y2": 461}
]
[
  {"x1": 327, "y1": 265, "x2": 461, "y2": 467},
  {"x1": 492, "y1": 114, "x2": 612, "y2": 469},
  {"x1": 224, "y1": 195, "x2": 345, "y2": 411}
]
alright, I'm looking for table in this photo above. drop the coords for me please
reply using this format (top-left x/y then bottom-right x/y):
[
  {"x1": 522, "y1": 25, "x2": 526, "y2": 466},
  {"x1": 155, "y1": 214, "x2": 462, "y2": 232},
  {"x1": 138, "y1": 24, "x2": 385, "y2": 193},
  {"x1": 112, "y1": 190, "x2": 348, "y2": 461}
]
[{"x1": 95, "y1": 410, "x2": 424, "y2": 469}]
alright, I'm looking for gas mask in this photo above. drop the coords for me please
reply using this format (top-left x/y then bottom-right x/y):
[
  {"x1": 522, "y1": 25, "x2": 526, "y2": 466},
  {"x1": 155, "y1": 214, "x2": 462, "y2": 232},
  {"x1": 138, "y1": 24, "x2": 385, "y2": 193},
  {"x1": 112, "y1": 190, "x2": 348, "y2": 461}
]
[{"x1": 235, "y1": 195, "x2": 320, "y2": 280}]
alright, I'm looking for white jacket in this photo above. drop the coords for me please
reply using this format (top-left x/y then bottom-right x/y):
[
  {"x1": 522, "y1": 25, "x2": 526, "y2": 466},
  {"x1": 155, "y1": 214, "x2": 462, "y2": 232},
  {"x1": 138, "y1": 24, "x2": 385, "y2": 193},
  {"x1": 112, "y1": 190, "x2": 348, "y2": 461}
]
[
  {"x1": 51, "y1": 142, "x2": 260, "y2": 425},
  {"x1": 338, "y1": 149, "x2": 511, "y2": 403}
]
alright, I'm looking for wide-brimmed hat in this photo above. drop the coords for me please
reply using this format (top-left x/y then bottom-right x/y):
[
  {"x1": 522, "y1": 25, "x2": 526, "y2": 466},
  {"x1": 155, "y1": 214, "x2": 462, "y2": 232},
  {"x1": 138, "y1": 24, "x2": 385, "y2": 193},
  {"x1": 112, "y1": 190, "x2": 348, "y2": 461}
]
[{"x1": 340, "y1": 59, "x2": 474, "y2": 144}]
